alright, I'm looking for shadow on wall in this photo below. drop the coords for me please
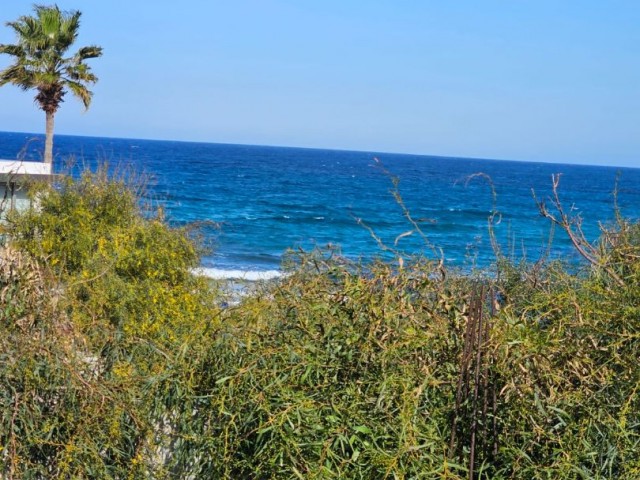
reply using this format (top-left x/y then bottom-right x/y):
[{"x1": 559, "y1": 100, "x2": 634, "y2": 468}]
[{"x1": 0, "y1": 160, "x2": 55, "y2": 220}]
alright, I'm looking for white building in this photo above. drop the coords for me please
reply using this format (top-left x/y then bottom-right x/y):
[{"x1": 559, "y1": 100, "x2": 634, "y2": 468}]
[{"x1": 0, "y1": 160, "x2": 53, "y2": 217}]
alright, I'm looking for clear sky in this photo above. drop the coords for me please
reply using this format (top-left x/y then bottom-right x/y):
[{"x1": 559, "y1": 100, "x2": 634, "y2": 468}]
[{"x1": 1, "y1": 1, "x2": 639, "y2": 167}]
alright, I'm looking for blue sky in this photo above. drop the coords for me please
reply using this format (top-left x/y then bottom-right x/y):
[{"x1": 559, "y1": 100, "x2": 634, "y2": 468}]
[{"x1": 1, "y1": 1, "x2": 639, "y2": 167}]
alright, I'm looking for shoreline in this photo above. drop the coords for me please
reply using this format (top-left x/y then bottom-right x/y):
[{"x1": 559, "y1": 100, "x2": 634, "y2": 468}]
[{"x1": 193, "y1": 267, "x2": 283, "y2": 281}]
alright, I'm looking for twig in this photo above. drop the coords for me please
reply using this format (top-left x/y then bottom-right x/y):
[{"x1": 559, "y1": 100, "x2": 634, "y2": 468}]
[{"x1": 534, "y1": 174, "x2": 625, "y2": 287}]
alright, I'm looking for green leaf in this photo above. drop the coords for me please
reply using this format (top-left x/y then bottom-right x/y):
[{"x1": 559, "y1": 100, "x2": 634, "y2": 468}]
[{"x1": 353, "y1": 425, "x2": 371, "y2": 434}]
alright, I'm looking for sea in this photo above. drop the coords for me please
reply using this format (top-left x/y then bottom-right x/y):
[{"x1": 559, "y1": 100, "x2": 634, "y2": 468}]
[{"x1": 1, "y1": 131, "x2": 639, "y2": 279}]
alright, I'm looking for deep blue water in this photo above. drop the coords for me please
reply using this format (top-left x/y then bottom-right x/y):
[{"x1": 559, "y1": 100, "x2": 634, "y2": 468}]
[{"x1": 1, "y1": 131, "x2": 639, "y2": 275}]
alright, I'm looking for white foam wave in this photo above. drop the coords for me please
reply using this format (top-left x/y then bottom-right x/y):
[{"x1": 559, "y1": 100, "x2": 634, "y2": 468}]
[{"x1": 193, "y1": 267, "x2": 283, "y2": 281}]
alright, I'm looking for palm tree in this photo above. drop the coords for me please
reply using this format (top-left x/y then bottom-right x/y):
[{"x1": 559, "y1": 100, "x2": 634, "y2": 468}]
[{"x1": 0, "y1": 4, "x2": 102, "y2": 164}]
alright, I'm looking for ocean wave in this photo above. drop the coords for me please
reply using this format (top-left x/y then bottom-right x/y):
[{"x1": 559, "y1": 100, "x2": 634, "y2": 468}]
[{"x1": 193, "y1": 267, "x2": 283, "y2": 281}]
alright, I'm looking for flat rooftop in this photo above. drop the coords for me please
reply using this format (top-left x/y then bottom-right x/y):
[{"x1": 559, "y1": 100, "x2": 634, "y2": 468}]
[{"x1": 0, "y1": 160, "x2": 52, "y2": 180}]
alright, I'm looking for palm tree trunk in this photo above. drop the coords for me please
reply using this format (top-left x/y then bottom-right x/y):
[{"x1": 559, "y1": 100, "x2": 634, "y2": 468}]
[{"x1": 44, "y1": 111, "x2": 55, "y2": 165}]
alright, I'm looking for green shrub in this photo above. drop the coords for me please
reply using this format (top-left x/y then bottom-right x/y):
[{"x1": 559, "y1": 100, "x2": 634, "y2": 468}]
[
  {"x1": 6, "y1": 169, "x2": 218, "y2": 361},
  {"x1": 163, "y1": 217, "x2": 640, "y2": 478},
  {"x1": 1, "y1": 170, "x2": 220, "y2": 478},
  {"x1": 1, "y1": 169, "x2": 639, "y2": 478},
  {"x1": 492, "y1": 220, "x2": 640, "y2": 478},
  {"x1": 164, "y1": 255, "x2": 475, "y2": 479}
]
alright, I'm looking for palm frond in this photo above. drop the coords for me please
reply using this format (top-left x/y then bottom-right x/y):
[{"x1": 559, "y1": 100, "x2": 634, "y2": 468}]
[
  {"x1": 64, "y1": 80, "x2": 92, "y2": 109},
  {"x1": 64, "y1": 61, "x2": 98, "y2": 84},
  {"x1": 35, "y1": 4, "x2": 61, "y2": 33},
  {"x1": 58, "y1": 10, "x2": 82, "y2": 49},
  {"x1": 0, "y1": 64, "x2": 35, "y2": 89},
  {"x1": 75, "y1": 45, "x2": 103, "y2": 61},
  {"x1": 7, "y1": 16, "x2": 46, "y2": 53},
  {"x1": 0, "y1": 44, "x2": 25, "y2": 58}
]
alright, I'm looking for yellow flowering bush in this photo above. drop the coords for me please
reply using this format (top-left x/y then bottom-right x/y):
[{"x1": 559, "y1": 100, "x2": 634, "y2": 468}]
[{"x1": 1, "y1": 169, "x2": 220, "y2": 477}]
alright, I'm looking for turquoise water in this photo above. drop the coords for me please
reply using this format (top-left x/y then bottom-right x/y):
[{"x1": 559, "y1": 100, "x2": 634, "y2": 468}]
[{"x1": 1, "y1": 131, "x2": 639, "y2": 276}]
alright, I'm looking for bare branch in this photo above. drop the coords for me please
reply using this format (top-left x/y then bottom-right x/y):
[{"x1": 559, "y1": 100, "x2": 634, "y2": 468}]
[{"x1": 534, "y1": 174, "x2": 625, "y2": 287}]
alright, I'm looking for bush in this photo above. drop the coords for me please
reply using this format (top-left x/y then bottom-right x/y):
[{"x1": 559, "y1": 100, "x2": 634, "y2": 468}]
[
  {"x1": 1, "y1": 169, "x2": 639, "y2": 478},
  {"x1": 164, "y1": 218, "x2": 640, "y2": 478},
  {"x1": 164, "y1": 256, "x2": 472, "y2": 478},
  {"x1": 492, "y1": 220, "x2": 640, "y2": 478},
  {"x1": 1, "y1": 170, "x2": 219, "y2": 478}
]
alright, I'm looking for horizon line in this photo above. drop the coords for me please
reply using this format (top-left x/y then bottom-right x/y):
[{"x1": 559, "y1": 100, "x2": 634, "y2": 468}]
[{"x1": 1, "y1": 129, "x2": 637, "y2": 171}]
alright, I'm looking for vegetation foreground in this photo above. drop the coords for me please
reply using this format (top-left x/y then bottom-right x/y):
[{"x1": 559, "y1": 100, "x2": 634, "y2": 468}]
[{"x1": 0, "y1": 171, "x2": 639, "y2": 479}]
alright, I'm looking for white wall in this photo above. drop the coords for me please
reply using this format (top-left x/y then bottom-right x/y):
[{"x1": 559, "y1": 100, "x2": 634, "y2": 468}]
[{"x1": 0, "y1": 182, "x2": 31, "y2": 220}]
